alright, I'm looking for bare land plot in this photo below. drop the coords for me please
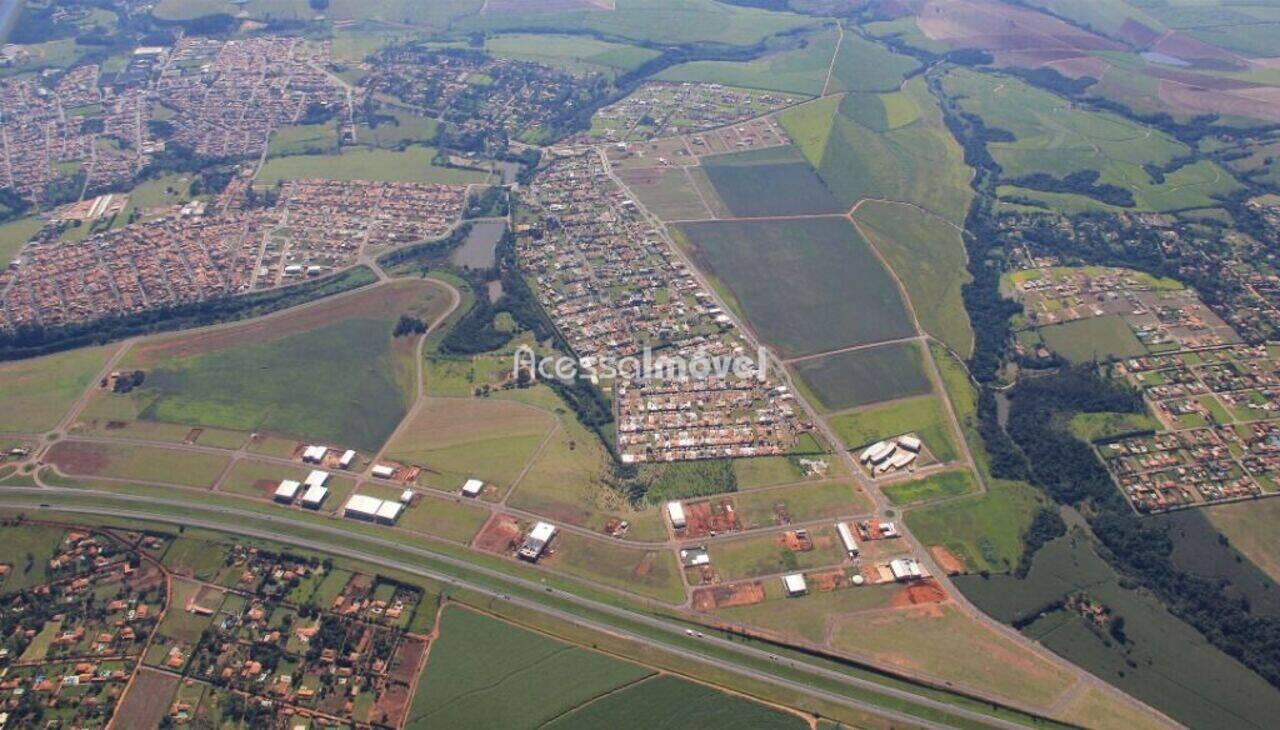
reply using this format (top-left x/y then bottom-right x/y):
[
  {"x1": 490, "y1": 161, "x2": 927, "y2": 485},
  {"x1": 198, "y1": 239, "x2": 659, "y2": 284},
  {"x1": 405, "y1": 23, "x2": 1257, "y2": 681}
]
[
  {"x1": 545, "y1": 531, "x2": 685, "y2": 603},
  {"x1": 113, "y1": 669, "x2": 180, "y2": 730},
  {"x1": 675, "y1": 217, "x2": 915, "y2": 358},
  {"x1": 0, "y1": 344, "x2": 116, "y2": 433},
  {"x1": 708, "y1": 525, "x2": 848, "y2": 581},
  {"x1": 733, "y1": 480, "x2": 871, "y2": 529},
  {"x1": 616, "y1": 166, "x2": 716, "y2": 221},
  {"x1": 45, "y1": 440, "x2": 231, "y2": 488}
]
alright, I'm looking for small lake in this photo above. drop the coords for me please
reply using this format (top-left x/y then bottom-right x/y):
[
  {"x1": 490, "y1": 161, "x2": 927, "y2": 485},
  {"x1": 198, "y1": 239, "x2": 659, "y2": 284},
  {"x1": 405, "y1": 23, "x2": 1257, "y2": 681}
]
[{"x1": 451, "y1": 220, "x2": 506, "y2": 270}]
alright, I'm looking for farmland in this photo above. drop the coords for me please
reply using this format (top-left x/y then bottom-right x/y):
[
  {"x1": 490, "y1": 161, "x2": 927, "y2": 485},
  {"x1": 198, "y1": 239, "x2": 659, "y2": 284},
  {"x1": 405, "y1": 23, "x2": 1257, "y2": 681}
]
[
  {"x1": 485, "y1": 33, "x2": 661, "y2": 74},
  {"x1": 827, "y1": 394, "x2": 957, "y2": 461},
  {"x1": 99, "y1": 280, "x2": 451, "y2": 451},
  {"x1": 698, "y1": 146, "x2": 844, "y2": 218},
  {"x1": 545, "y1": 674, "x2": 806, "y2": 728},
  {"x1": 1038, "y1": 315, "x2": 1148, "y2": 363},
  {"x1": 824, "y1": 30, "x2": 922, "y2": 93},
  {"x1": 793, "y1": 341, "x2": 932, "y2": 413},
  {"x1": 676, "y1": 217, "x2": 915, "y2": 358},
  {"x1": 0, "y1": 344, "x2": 115, "y2": 433},
  {"x1": 657, "y1": 25, "x2": 838, "y2": 96},
  {"x1": 1205, "y1": 498, "x2": 1280, "y2": 583}
]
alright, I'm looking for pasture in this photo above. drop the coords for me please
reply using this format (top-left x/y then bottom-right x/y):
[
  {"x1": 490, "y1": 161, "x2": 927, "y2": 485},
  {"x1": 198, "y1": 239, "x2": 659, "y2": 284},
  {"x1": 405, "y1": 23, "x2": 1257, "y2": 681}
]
[
  {"x1": 824, "y1": 31, "x2": 922, "y2": 93},
  {"x1": 675, "y1": 217, "x2": 915, "y2": 358},
  {"x1": 792, "y1": 341, "x2": 931, "y2": 413},
  {"x1": 0, "y1": 215, "x2": 43, "y2": 263},
  {"x1": 408, "y1": 606, "x2": 654, "y2": 728},
  {"x1": 0, "y1": 526, "x2": 66, "y2": 594},
  {"x1": 852, "y1": 200, "x2": 973, "y2": 356},
  {"x1": 698, "y1": 146, "x2": 844, "y2": 217},
  {"x1": 1205, "y1": 497, "x2": 1280, "y2": 584},
  {"x1": 256, "y1": 145, "x2": 491, "y2": 186},
  {"x1": 383, "y1": 397, "x2": 556, "y2": 495},
  {"x1": 882, "y1": 469, "x2": 977, "y2": 506},
  {"x1": 657, "y1": 25, "x2": 838, "y2": 96},
  {"x1": 1038, "y1": 315, "x2": 1147, "y2": 363},
  {"x1": 828, "y1": 394, "x2": 956, "y2": 460},
  {"x1": 0, "y1": 344, "x2": 114, "y2": 433},
  {"x1": 112, "y1": 280, "x2": 450, "y2": 451}
]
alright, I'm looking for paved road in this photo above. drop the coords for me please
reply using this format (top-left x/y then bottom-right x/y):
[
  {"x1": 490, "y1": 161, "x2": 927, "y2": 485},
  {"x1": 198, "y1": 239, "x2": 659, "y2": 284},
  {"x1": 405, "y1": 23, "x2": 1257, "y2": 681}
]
[{"x1": 0, "y1": 491, "x2": 1038, "y2": 730}]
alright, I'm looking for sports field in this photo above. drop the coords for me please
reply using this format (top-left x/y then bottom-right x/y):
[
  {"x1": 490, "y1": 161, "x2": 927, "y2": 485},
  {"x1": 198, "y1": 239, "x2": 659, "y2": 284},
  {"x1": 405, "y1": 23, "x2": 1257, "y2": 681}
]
[
  {"x1": 0, "y1": 344, "x2": 114, "y2": 433},
  {"x1": 852, "y1": 200, "x2": 974, "y2": 356},
  {"x1": 698, "y1": 146, "x2": 844, "y2": 218},
  {"x1": 108, "y1": 280, "x2": 451, "y2": 451},
  {"x1": 827, "y1": 394, "x2": 957, "y2": 462},
  {"x1": 676, "y1": 217, "x2": 915, "y2": 358},
  {"x1": 256, "y1": 145, "x2": 491, "y2": 186},
  {"x1": 792, "y1": 341, "x2": 931, "y2": 413}
]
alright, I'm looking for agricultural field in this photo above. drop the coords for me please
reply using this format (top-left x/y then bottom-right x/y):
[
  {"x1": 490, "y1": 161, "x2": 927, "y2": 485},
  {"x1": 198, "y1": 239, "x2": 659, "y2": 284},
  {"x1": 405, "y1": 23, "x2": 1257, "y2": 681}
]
[
  {"x1": 544, "y1": 674, "x2": 807, "y2": 728},
  {"x1": 1038, "y1": 315, "x2": 1148, "y2": 363},
  {"x1": 485, "y1": 33, "x2": 661, "y2": 74},
  {"x1": 792, "y1": 341, "x2": 932, "y2": 413},
  {"x1": 882, "y1": 469, "x2": 978, "y2": 506},
  {"x1": 0, "y1": 344, "x2": 114, "y2": 433},
  {"x1": 91, "y1": 281, "x2": 450, "y2": 452},
  {"x1": 782, "y1": 78, "x2": 973, "y2": 225},
  {"x1": 657, "y1": 25, "x2": 838, "y2": 96},
  {"x1": 1204, "y1": 497, "x2": 1280, "y2": 583},
  {"x1": 698, "y1": 146, "x2": 844, "y2": 217},
  {"x1": 617, "y1": 165, "x2": 720, "y2": 221},
  {"x1": 958, "y1": 533, "x2": 1280, "y2": 729},
  {"x1": 905, "y1": 479, "x2": 1046, "y2": 574},
  {"x1": 824, "y1": 30, "x2": 922, "y2": 93},
  {"x1": 383, "y1": 396, "x2": 556, "y2": 495},
  {"x1": 256, "y1": 145, "x2": 491, "y2": 186},
  {"x1": 852, "y1": 200, "x2": 974, "y2": 356},
  {"x1": 827, "y1": 394, "x2": 957, "y2": 461},
  {"x1": 676, "y1": 217, "x2": 915, "y2": 358},
  {"x1": 941, "y1": 68, "x2": 1242, "y2": 212}
]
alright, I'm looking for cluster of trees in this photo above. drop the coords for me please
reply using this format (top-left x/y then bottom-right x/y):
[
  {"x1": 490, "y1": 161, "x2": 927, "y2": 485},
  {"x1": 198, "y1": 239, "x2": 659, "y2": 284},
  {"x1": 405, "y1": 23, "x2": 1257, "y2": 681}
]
[
  {"x1": 465, "y1": 186, "x2": 510, "y2": 219},
  {"x1": 392, "y1": 315, "x2": 427, "y2": 337},
  {"x1": 1009, "y1": 169, "x2": 1135, "y2": 208},
  {"x1": 111, "y1": 370, "x2": 146, "y2": 394}
]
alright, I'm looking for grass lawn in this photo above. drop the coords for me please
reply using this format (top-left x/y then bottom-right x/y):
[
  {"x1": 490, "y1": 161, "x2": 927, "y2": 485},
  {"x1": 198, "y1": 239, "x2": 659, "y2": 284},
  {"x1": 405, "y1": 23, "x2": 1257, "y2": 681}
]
[
  {"x1": 675, "y1": 217, "x2": 915, "y2": 358},
  {"x1": 882, "y1": 469, "x2": 977, "y2": 506},
  {"x1": 709, "y1": 526, "x2": 847, "y2": 581},
  {"x1": 397, "y1": 497, "x2": 490, "y2": 544},
  {"x1": 407, "y1": 605, "x2": 654, "y2": 728},
  {"x1": 828, "y1": 394, "x2": 957, "y2": 462},
  {"x1": 0, "y1": 344, "x2": 116, "y2": 432},
  {"x1": 383, "y1": 397, "x2": 555, "y2": 494},
  {"x1": 45, "y1": 441, "x2": 231, "y2": 489},
  {"x1": 1038, "y1": 316, "x2": 1147, "y2": 363},
  {"x1": 1068, "y1": 410, "x2": 1161, "y2": 442},
  {"x1": 114, "y1": 280, "x2": 449, "y2": 451},
  {"x1": 256, "y1": 145, "x2": 491, "y2": 186},
  {"x1": 792, "y1": 341, "x2": 932, "y2": 413}
]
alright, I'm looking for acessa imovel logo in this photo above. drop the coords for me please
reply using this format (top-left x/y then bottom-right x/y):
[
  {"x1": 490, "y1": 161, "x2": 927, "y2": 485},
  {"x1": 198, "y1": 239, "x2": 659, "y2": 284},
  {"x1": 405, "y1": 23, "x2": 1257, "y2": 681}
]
[{"x1": 513, "y1": 345, "x2": 770, "y2": 383}]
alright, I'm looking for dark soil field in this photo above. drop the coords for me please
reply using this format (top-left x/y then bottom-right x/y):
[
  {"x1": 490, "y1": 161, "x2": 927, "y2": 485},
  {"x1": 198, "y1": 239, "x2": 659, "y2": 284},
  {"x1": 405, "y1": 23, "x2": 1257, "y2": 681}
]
[
  {"x1": 677, "y1": 217, "x2": 915, "y2": 358},
  {"x1": 699, "y1": 146, "x2": 843, "y2": 217},
  {"x1": 792, "y1": 341, "x2": 931, "y2": 412}
]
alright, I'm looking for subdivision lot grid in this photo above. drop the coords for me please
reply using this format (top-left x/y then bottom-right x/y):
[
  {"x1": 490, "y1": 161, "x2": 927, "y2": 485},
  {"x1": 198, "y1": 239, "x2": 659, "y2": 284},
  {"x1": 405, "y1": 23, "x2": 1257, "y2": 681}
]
[
  {"x1": 516, "y1": 149, "x2": 807, "y2": 462},
  {"x1": 577, "y1": 81, "x2": 802, "y2": 143}
]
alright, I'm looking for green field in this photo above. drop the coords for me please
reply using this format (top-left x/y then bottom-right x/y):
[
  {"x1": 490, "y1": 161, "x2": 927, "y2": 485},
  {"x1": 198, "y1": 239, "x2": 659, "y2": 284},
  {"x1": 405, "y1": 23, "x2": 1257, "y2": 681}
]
[
  {"x1": 734, "y1": 480, "x2": 870, "y2": 527},
  {"x1": 942, "y1": 68, "x2": 1241, "y2": 212},
  {"x1": 108, "y1": 281, "x2": 449, "y2": 451},
  {"x1": 882, "y1": 469, "x2": 977, "y2": 506},
  {"x1": 256, "y1": 145, "x2": 490, "y2": 186},
  {"x1": 709, "y1": 526, "x2": 847, "y2": 581},
  {"x1": 1038, "y1": 316, "x2": 1147, "y2": 363},
  {"x1": 676, "y1": 217, "x2": 915, "y2": 358},
  {"x1": 905, "y1": 479, "x2": 1045, "y2": 574},
  {"x1": 0, "y1": 526, "x2": 66, "y2": 595},
  {"x1": 824, "y1": 30, "x2": 921, "y2": 93},
  {"x1": 792, "y1": 341, "x2": 931, "y2": 413},
  {"x1": 546, "y1": 674, "x2": 805, "y2": 728},
  {"x1": 267, "y1": 121, "x2": 340, "y2": 157},
  {"x1": 828, "y1": 394, "x2": 956, "y2": 462},
  {"x1": 1068, "y1": 410, "x2": 1161, "y2": 442},
  {"x1": 46, "y1": 441, "x2": 231, "y2": 489},
  {"x1": 657, "y1": 25, "x2": 837, "y2": 95},
  {"x1": 699, "y1": 146, "x2": 844, "y2": 217},
  {"x1": 408, "y1": 605, "x2": 654, "y2": 727},
  {"x1": 958, "y1": 532, "x2": 1280, "y2": 729},
  {"x1": 1205, "y1": 497, "x2": 1280, "y2": 584},
  {"x1": 852, "y1": 200, "x2": 974, "y2": 356},
  {"x1": 783, "y1": 78, "x2": 973, "y2": 225},
  {"x1": 486, "y1": 33, "x2": 660, "y2": 74},
  {"x1": 0, "y1": 215, "x2": 43, "y2": 263},
  {"x1": 0, "y1": 344, "x2": 115, "y2": 433}
]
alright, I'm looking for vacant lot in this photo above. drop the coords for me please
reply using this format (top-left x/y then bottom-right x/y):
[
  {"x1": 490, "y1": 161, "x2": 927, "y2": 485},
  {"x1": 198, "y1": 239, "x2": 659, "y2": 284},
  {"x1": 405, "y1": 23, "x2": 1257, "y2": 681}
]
[
  {"x1": 617, "y1": 166, "x2": 718, "y2": 221},
  {"x1": 113, "y1": 281, "x2": 449, "y2": 451},
  {"x1": 883, "y1": 469, "x2": 977, "y2": 506},
  {"x1": 677, "y1": 217, "x2": 914, "y2": 358},
  {"x1": 114, "y1": 669, "x2": 180, "y2": 730},
  {"x1": 0, "y1": 344, "x2": 115, "y2": 433},
  {"x1": 709, "y1": 526, "x2": 847, "y2": 581},
  {"x1": 46, "y1": 440, "x2": 231, "y2": 489},
  {"x1": 408, "y1": 606, "x2": 654, "y2": 728},
  {"x1": 699, "y1": 146, "x2": 844, "y2": 218},
  {"x1": 734, "y1": 479, "x2": 870, "y2": 528},
  {"x1": 828, "y1": 394, "x2": 956, "y2": 461},
  {"x1": 257, "y1": 145, "x2": 490, "y2": 186},
  {"x1": 0, "y1": 526, "x2": 66, "y2": 594},
  {"x1": 1039, "y1": 315, "x2": 1147, "y2": 363},
  {"x1": 905, "y1": 478, "x2": 1044, "y2": 574},
  {"x1": 547, "y1": 531, "x2": 685, "y2": 603},
  {"x1": 793, "y1": 341, "x2": 931, "y2": 413}
]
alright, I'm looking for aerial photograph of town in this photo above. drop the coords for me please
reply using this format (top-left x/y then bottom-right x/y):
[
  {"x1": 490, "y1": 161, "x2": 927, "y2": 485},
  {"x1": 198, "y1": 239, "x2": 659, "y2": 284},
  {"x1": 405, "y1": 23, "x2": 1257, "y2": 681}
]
[{"x1": 0, "y1": 0, "x2": 1279, "y2": 728}]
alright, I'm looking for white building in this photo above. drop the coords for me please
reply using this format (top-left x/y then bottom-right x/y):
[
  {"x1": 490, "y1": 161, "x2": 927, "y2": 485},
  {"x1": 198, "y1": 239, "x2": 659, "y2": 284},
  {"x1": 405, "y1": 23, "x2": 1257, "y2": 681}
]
[
  {"x1": 371, "y1": 464, "x2": 396, "y2": 480},
  {"x1": 836, "y1": 522, "x2": 859, "y2": 557},
  {"x1": 782, "y1": 573, "x2": 808, "y2": 596},
  {"x1": 679, "y1": 547, "x2": 710, "y2": 567},
  {"x1": 519, "y1": 522, "x2": 557, "y2": 561},
  {"x1": 889, "y1": 558, "x2": 923, "y2": 582},
  {"x1": 375, "y1": 500, "x2": 403, "y2": 524},
  {"x1": 400, "y1": 489, "x2": 414, "y2": 503},
  {"x1": 859, "y1": 440, "x2": 896, "y2": 466},
  {"x1": 305, "y1": 470, "x2": 329, "y2": 489},
  {"x1": 461, "y1": 478, "x2": 484, "y2": 497},
  {"x1": 339, "y1": 450, "x2": 357, "y2": 469},
  {"x1": 274, "y1": 480, "x2": 301, "y2": 504},
  {"x1": 302, "y1": 445, "x2": 328, "y2": 463},
  {"x1": 666, "y1": 501, "x2": 687, "y2": 529},
  {"x1": 302, "y1": 484, "x2": 328, "y2": 509},
  {"x1": 897, "y1": 435, "x2": 923, "y2": 453},
  {"x1": 344, "y1": 494, "x2": 382, "y2": 521}
]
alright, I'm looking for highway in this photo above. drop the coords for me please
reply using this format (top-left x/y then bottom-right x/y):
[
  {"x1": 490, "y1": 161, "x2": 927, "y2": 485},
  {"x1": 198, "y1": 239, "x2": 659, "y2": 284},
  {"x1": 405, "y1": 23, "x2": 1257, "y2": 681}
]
[{"x1": 0, "y1": 488, "x2": 1050, "y2": 730}]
